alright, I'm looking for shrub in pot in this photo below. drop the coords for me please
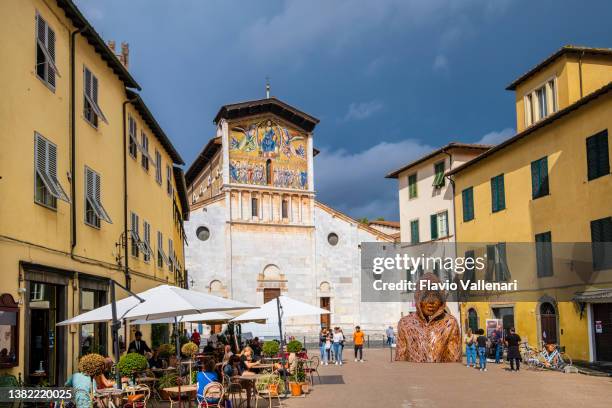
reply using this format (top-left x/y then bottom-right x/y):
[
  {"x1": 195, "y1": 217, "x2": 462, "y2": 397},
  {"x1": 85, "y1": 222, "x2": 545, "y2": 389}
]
[
  {"x1": 78, "y1": 353, "x2": 106, "y2": 377},
  {"x1": 117, "y1": 353, "x2": 148, "y2": 381},
  {"x1": 262, "y1": 341, "x2": 280, "y2": 357},
  {"x1": 157, "y1": 343, "x2": 176, "y2": 359},
  {"x1": 286, "y1": 340, "x2": 302, "y2": 354}
]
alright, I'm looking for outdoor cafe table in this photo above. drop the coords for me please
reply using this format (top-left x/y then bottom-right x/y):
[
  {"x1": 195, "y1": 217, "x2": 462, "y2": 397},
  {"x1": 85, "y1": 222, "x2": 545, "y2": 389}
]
[
  {"x1": 235, "y1": 374, "x2": 268, "y2": 408},
  {"x1": 95, "y1": 385, "x2": 148, "y2": 408},
  {"x1": 163, "y1": 384, "x2": 198, "y2": 408}
]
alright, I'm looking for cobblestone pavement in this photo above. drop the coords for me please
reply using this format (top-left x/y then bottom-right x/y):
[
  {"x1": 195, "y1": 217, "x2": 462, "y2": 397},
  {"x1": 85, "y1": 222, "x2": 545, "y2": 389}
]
[{"x1": 283, "y1": 348, "x2": 612, "y2": 408}]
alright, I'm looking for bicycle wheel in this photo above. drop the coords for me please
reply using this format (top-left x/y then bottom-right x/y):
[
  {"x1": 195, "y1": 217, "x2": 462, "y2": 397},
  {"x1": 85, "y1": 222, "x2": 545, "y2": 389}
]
[{"x1": 559, "y1": 351, "x2": 572, "y2": 367}]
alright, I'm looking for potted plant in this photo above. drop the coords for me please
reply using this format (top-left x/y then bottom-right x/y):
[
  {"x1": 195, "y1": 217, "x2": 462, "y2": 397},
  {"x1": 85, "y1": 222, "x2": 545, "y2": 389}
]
[
  {"x1": 181, "y1": 342, "x2": 199, "y2": 384},
  {"x1": 157, "y1": 343, "x2": 175, "y2": 359},
  {"x1": 296, "y1": 361, "x2": 309, "y2": 394},
  {"x1": 117, "y1": 353, "x2": 148, "y2": 383},
  {"x1": 77, "y1": 353, "x2": 106, "y2": 377},
  {"x1": 288, "y1": 373, "x2": 302, "y2": 396},
  {"x1": 157, "y1": 372, "x2": 178, "y2": 400},
  {"x1": 286, "y1": 340, "x2": 302, "y2": 354},
  {"x1": 262, "y1": 341, "x2": 280, "y2": 357}
]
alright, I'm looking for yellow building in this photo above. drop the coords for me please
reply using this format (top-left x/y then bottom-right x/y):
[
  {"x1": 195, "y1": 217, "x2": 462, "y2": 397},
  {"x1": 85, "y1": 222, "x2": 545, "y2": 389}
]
[
  {"x1": 0, "y1": 0, "x2": 188, "y2": 384},
  {"x1": 449, "y1": 46, "x2": 612, "y2": 363}
]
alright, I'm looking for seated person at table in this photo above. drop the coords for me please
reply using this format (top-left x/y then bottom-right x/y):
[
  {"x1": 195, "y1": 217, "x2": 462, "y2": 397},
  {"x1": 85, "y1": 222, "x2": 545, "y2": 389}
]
[
  {"x1": 224, "y1": 354, "x2": 242, "y2": 377},
  {"x1": 147, "y1": 349, "x2": 163, "y2": 368},
  {"x1": 128, "y1": 331, "x2": 151, "y2": 355},
  {"x1": 222, "y1": 344, "x2": 233, "y2": 364},
  {"x1": 94, "y1": 358, "x2": 117, "y2": 390},
  {"x1": 250, "y1": 338, "x2": 262, "y2": 358},
  {"x1": 197, "y1": 358, "x2": 220, "y2": 405},
  {"x1": 203, "y1": 341, "x2": 215, "y2": 353},
  {"x1": 275, "y1": 352, "x2": 298, "y2": 378},
  {"x1": 240, "y1": 346, "x2": 260, "y2": 373},
  {"x1": 66, "y1": 359, "x2": 93, "y2": 408}
]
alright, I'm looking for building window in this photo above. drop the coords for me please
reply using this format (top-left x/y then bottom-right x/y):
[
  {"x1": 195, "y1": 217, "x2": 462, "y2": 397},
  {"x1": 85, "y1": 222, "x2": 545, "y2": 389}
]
[
  {"x1": 462, "y1": 187, "x2": 474, "y2": 222},
  {"x1": 34, "y1": 133, "x2": 69, "y2": 209},
  {"x1": 430, "y1": 211, "x2": 448, "y2": 240},
  {"x1": 0, "y1": 294, "x2": 19, "y2": 368},
  {"x1": 130, "y1": 212, "x2": 140, "y2": 258},
  {"x1": 168, "y1": 239, "x2": 175, "y2": 272},
  {"x1": 490, "y1": 174, "x2": 505, "y2": 213},
  {"x1": 143, "y1": 221, "x2": 151, "y2": 262},
  {"x1": 327, "y1": 233, "x2": 339, "y2": 246},
  {"x1": 410, "y1": 219, "x2": 419, "y2": 244},
  {"x1": 35, "y1": 12, "x2": 58, "y2": 89},
  {"x1": 408, "y1": 173, "x2": 418, "y2": 198},
  {"x1": 141, "y1": 132, "x2": 150, "y2": 171},
  {"x1": 485, "y1": 243, "x2": 511, "y2": 282},
  {"x1": 251, "y1": 197, "x2": 259, "y2": 217},
  {"x1": 157, "y1": 231, "x2": 169, "y2": 269},
  {"x1": 531, "y1": 156, "x2": 549, "y2": 199},
  {"x1": 84, "y1": 167, "x2": 111, "y2": 228},
  {"x1": 128, "y1": 115, "x2": 138, "y2": 159},
  {"x1": 80, "y1": 289, "x2": 107, "y2": 356},
  {"x1": 166, "y1": 165, "x2": 173, "y2": 196},
  {"x1": 586, "y1": 130, "x2": 609, "y2": 181},
  {"x1": 591, "y1": 217, "x2": 612, "y2": 271},
  {"x1": 196, "y1": 226, "x2": 210, "y2": 241},
  {"x1": 155, "y1": 150, "x2": 162, "y2": 185},
  {"x1": 433, "y1": 161, "x2": 445, "y2": 188},
  {"x1": 83, "y1": 67, "x2": 108, "y2": 127},
  {"x1": 266, "y1": 159, "x2": 272, "y2": 185},
  {"x1": 525, "y1": 78, "x2": 557, "y2": 126},
  {"x1": 463, "y1": 250, "x2": 476, "y2": 282},
  {"x1": 281, "y1": 199, "x2": 289, "y2": 219},
  {"x1": 467, "y1": 308, "x2": 478, "y2": 333},
  {"x1": 535, "y1": 231, "x2": 553, "y2": 277}
]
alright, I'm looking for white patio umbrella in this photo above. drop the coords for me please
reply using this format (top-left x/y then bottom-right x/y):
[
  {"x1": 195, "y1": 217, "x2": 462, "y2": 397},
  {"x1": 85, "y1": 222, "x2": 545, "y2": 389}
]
[
  {"x1": 129, "y1": 311, "x2": 236, "y2": 325},
  {"x1": 232, "y1": 295, "x2": 329, "y2": 323},
  {"x1": 57, "y1": 285, "x2": 254, "y2": 325}
]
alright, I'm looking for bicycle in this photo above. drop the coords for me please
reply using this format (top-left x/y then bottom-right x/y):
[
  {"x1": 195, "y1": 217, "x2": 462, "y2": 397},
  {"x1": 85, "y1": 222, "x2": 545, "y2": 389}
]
[{"x1": 520, "y1": 341, "x2": 573, "y2": 370}]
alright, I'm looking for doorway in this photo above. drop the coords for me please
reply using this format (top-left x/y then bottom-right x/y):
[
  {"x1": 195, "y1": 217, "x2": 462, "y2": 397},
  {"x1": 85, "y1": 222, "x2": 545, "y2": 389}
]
[
  {"x1": 320, "y1": 297, "x2": 330, "y2": 329},
  {"x1": 28, "y1": 281, "x2": 66, "y2": 385},
  {"x1": 492, "y1": 306, "x2": 514, "y2": 338},
  {"x1": 263, "y1": 288, "x2": 280, "y2": 304},
  {"x1": 540, "y1": 302, "x2": 558, "y2": 344},
  {"x1": 593, "y1": 303, "x2": 612, "y2": 361}
]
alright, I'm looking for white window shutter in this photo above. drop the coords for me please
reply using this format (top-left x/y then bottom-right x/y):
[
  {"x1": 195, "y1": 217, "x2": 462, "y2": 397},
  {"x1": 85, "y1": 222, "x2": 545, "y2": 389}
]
[{"x1": 46, "y1": 141, "x2": 69, "y2": 202}]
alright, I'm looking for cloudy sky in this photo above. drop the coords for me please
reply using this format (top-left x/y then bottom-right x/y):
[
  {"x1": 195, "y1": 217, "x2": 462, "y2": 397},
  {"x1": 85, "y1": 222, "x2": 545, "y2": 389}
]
[{"x1": 75, "y1": 0, "x2": 612, "y2": 220}]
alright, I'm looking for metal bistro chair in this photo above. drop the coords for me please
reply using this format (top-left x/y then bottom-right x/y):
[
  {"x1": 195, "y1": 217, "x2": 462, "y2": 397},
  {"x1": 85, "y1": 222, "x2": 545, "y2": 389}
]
[
  {"x1": 222, "y1": 372, "x2": 245, "y2": 408},
  {"x1": 123, "y1": 384, "x2": 151, "y2": 408},
  {"x1": 303, "y1": 356, "x2": 320, "y2": 385},
  {"x1": 198, "y1": 382, "x2": 224, "y2": 408}
]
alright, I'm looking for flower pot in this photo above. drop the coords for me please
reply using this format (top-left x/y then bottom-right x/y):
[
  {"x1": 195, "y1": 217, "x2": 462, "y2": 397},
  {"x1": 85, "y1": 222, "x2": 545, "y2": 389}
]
[
  {"x1": 268, "y1": 383, "x2": 279, "y2": 396},
  {"x1": 289, "y1": 382, "x2": 302, "y2": 396}
]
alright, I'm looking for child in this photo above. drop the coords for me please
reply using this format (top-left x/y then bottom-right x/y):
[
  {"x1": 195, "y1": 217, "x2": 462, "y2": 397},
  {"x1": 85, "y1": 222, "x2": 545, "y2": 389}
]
[{"x1": 476, "y1": 329, "x2": 488, "y2": 372}]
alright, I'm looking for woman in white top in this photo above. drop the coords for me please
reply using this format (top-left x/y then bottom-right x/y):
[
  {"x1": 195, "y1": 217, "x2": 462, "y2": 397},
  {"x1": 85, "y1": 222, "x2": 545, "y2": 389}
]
[{"x1": 332, "y1": 327, "x2": 344, "y2": 365}]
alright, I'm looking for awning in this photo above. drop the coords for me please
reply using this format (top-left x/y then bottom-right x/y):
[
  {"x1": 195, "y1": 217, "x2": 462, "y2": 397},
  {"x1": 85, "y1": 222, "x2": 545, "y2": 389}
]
[{"x1": 573, "y1": 289, "x2": 612, "y2": 304}]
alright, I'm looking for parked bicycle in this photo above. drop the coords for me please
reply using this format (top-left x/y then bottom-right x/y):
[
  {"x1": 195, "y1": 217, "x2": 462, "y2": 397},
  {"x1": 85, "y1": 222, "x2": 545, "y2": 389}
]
[{"x1": 520, "y1": 341, "x2": 572, "y2": 370}]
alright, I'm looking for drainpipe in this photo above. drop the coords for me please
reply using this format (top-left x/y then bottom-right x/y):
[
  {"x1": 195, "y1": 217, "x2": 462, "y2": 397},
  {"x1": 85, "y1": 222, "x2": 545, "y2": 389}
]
[
  {"x1": 578, "y1": 50, "x2": 585, "y2": 99},
  {"x1": 70, "y1": 27, "x2": 87, "y2": 254},
  {"x1": 122, "y1": 98, "x2": 137, "y2": 290},
  {"x1": 443, "y1": 149, "x2": 461, "y2": 328}
]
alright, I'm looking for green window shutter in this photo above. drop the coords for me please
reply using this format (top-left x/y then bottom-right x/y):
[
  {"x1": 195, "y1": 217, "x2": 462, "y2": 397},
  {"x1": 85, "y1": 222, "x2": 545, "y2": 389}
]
[
  {"x1": 433, "y1": 161, "x2": 445, "y2": 187},
  {"x1": 410, "y1": 220, "x2": 419, "y2": 244},
  {"x1": 491, "y1": 175, "x2": 505, "y2": 212},
  {"x1": 535, "y1": 231, "x2": 553, "y2": 277},
  {"x1": 462, "y1": 187, "x2": 474, "y2": 222},
  {"x1": 587, "y1": 130, "x2": 610, "y2": 181},
  {"x1": 408, "y1": 174, "x2": 417, "y2": 198},
  {"x1": 531, "y1": 157, "x2": 549, "y2": 199},
  {"x1": 430, "y1": 214, "x2": 438, "y2": 240},
  {"x1": 591, "y1": 217, "x2": 612, "y2": 270}
]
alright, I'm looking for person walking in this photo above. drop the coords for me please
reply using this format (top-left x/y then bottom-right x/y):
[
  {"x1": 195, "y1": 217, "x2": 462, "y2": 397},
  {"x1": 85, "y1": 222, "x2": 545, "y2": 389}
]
[
  {"x1": 332, "y1": 327, "x2": 344, "y2": 365},
  {"x1": 505, "y1": 327, "x2": 522, "y2": 371},
  {"x1": 464, "y1": 328, "x2": 477, "y2": 368},
  {"x1": 319, "y1": 328, "x2": 329, "y2": 365},
  {"x1": 385, "y1": 326, "x2": 395, "y2": 346},
  {"x1": 492, "y1": 329, "x2": 503, "y2": 364},
  {"x1": 353, "y1": 326, "x2": 365, "y2": 362},
  {"x1": 476, "y1": 329, "x2": 488, "y2": 372}
]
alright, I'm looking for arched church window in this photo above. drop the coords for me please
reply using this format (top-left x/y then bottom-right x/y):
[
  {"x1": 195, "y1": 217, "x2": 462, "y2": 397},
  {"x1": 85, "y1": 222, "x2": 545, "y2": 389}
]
[{"x1": 266, "y1": 159, "x2": 272, "y2": 185}]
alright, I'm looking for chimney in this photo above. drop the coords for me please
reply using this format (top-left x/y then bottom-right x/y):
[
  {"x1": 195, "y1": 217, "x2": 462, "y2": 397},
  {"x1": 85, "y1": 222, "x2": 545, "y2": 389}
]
[
  {"x1": 120, "y1": 42, "x2": 129, "y2": 70},
  {"x1": 106, "y1": 40, "x2": 129, "y2": 70}
]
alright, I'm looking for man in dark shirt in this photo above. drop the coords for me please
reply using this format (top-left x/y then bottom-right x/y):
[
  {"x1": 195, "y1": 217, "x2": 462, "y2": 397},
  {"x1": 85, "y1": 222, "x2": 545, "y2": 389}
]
[
  {"x1": 476, "y1": 329, "x2": 488, "y2": 371},
  {"x1": 505, "y1": 328, "x2": 522, "y2": 371},
  {"x1": 127, "y1": 331, "x2": 151, "y2": 355}
]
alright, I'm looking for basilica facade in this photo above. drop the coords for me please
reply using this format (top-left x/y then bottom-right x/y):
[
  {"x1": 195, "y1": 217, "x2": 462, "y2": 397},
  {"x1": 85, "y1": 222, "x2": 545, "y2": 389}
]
[{"x1": 184, "y1": 97, "x2": 405, "y2": 338}]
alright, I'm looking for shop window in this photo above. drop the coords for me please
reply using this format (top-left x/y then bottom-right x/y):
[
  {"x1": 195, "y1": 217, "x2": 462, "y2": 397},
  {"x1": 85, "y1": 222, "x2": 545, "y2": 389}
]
[{"x1": 0, "y1": 294, "x2": 19, "y2": 368}]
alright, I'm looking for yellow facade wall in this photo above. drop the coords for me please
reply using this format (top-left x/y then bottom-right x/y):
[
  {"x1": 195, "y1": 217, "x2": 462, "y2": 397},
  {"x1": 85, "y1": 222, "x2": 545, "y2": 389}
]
[{"x1": 0, "y1": 0, "x2": 185, "y2": 382}]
